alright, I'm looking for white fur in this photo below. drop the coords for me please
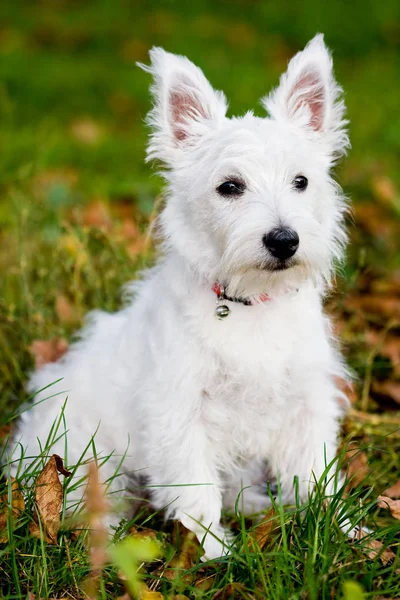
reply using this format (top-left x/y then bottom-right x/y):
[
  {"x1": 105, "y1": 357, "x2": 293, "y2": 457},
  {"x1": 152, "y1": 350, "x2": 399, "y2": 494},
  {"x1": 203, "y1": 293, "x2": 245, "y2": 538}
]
[{"x1": 9, "y1": 35, "x2": 350, "y2": 559}]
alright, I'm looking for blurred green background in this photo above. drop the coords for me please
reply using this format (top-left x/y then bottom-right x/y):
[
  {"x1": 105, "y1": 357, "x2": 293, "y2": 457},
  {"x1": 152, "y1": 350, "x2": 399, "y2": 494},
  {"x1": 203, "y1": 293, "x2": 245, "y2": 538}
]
[
  {"x1": 0, "y1": 0, "x2": 399, "y2": 197},
  {"x1": 1, "y1": 0, "x2": 400, "y2": 415}
]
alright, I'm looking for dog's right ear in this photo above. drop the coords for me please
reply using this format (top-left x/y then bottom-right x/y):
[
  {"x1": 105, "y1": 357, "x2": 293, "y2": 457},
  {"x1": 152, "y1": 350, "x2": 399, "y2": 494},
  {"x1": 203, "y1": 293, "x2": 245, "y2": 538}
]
[{"x1": 138, "y1": 48, "x2": 227, "y2": 164}]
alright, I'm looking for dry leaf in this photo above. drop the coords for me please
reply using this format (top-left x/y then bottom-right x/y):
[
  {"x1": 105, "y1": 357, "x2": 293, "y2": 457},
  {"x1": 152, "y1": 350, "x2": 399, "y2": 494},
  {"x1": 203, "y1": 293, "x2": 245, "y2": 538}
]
[
  {"x1": 70, "y1": 118, "x2": 103, "y2": 145},
  {"x1": 373, "y1": 381, "x2": 400, "y2": 405},
  {"x1": 356, "y1": 528, "x2": 396, "y2": 566},
  {"x1": 378, "y1": 495, "x2": 400, "y2": 520},
  {"x1": 164, "y1": 551, "x2": 193, "y2": 583},
  {"x1": 348, "y1": 294, "x2": 400, "y2": 322},
  {"x1": 55, "y1": 294, "x2": 79, "y2": 325},
  {"x1": 81, "y1": 199, "x2": 113, "y2": 231},
  {"x1": 129, "y1": 525, "x2": 158, "y2": 541},
  {"x1": 83, "y1": 462, "x2": 110, "y2": 600},
  {"x1": 247, "y1": 508, "x2": 276, "y2": 551},
  {"x1": 140, "y1": 587, "x2": 163, "y2": 600},
  {"x1": 29, "y1": 454, "x2": 70, "y2": 543},
  {"x1": 30, "y1": 338, "x2": 68, "y2": 369},
  {"x1": 345, "y1": 447, "x2": 369, "y2": 490},
  {"x1": 363, "y1": 538, "x2": 396, "y2": 565},
  {"x1": 0, "y1": 478, "x2": 25, "y2": 543},
  {"x1": 383, "y1": 480, "x2": 400, "y2": 498},
  {"x1": 371, "y1": 175, "x2": 398, "y2": 208},
  {"x1": 0, "y1": 423, "x2": 12, "y2": 442}
]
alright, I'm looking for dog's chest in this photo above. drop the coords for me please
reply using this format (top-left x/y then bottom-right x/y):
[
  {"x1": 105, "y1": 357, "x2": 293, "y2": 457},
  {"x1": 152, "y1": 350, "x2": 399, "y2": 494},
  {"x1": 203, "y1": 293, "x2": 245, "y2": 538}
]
[{"x1": 194, "y1": 294, "x2": 318, "y2": 462}]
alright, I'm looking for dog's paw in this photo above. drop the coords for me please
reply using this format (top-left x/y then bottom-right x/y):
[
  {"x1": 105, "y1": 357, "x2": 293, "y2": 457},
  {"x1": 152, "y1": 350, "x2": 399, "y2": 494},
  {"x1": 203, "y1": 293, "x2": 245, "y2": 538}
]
[{"x1": 200, "y1": 527, "x2": 232, "y2": 561}]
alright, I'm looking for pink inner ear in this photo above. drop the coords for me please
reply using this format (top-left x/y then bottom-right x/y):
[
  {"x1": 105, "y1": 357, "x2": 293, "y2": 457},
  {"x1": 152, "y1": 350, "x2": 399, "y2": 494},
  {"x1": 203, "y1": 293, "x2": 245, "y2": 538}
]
[
  {"x1": 170, "y1": 85, "x2": 207, "y2": 142},
  {"x1": 289, "y1": 69, "x2": 325, "y2": 131}
]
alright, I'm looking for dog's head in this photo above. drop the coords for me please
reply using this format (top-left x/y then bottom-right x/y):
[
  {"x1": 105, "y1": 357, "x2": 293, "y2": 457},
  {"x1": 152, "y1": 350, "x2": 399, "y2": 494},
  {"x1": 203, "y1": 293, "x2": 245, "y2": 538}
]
[{"x1": 139, "y1": 35, "x2": 349, "y2": 296}]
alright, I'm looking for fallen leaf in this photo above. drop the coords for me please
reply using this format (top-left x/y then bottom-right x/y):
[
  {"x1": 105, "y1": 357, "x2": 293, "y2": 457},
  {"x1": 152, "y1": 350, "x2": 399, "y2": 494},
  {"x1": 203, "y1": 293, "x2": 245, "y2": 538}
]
[
  {"x1": 0, "y1": 478, "x2": 25, "y2": 543},
  {"x1": 55, "y1": 294, "x2": 80, "y2": 325},
  {"x1": 365, "y1": 330, "x2": 400, "y2": 376},
  {"x1": 53, "y1": 455, "x2": 72, "y2": 477},
  {"x1": 378, "y1": 495, "x2": 400, "y2": 520},
  {"x1": 164, "y1": 551, "x2": 193, "y2": 584},
  {"x1": 29, "y1": 454, "x2": 70, "y2": 543},
  {"x1": 30, "y1": 338, "x2": 68, "y2": 369},
  {"x1": 347, "y1": 294, "x2": 400, "y2": 322},
  {"x1": 0, "y1": 423, "x2": 12, "y2": 442},
  {"x1": 383, "y1": 480, "x2": 400, "y2": 498},
  {"x1": 83, "y1": 462, "x2": 110, "y2": 600},
  {"x1": 372, "y1": 381, "x2": 400, "y2": 405},
  {"x1": 247, "y1": 508, "x2": 276, "y2": 551},
  {"x1": 345, "y1": 447, "x2": 369, "y2": 490},
  {"x1": 126, "y1": 235, "x2": 148, "y2": 260},
  {"x1": 363, "y1": 538, "x2": 396, "y2": 565},
  {"x1": 371, "y1": 175, "x2": 399, "y2": 209},
  {"x1": 354, "y1": 202, "x2": 394, "y2": 238},
  {"x1": 140, "y1": 587, "x2": 163, "y2": 600},
  {"x1": 119, "y1": 218, "x2": 139, "y2": 241},
  {"x1": 129, "y1": 525, "x2": 158, "y2": 541},
  {"x1": 70, "y1": 118, "x2": 103, "y2": 145},
  {"x1": 81, "y1": 199, "x2": 113, "y2": 231}
]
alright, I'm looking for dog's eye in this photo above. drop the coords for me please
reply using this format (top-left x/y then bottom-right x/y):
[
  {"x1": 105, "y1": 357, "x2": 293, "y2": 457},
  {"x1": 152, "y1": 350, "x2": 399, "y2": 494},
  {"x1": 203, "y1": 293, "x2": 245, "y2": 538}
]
[
  {"x1": 217, "y1": 180, "x2": 246, "y2": 197},
  {"x1": 292, "y1": 175, "x2": 308, "y2": 191}
]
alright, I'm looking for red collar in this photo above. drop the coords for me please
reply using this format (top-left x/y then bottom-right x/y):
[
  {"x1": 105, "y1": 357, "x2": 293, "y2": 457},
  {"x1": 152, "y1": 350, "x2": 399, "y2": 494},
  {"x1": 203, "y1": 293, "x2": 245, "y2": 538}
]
[{"x1": 212, "y1": 282, "x2": 270, "y2": 306}]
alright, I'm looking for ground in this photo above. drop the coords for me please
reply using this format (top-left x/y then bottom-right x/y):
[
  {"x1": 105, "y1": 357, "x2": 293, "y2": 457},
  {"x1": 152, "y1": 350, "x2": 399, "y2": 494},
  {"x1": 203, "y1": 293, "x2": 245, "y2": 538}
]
[{"x1": 0, "y1": 1, "x2": 400, "y2": 598}]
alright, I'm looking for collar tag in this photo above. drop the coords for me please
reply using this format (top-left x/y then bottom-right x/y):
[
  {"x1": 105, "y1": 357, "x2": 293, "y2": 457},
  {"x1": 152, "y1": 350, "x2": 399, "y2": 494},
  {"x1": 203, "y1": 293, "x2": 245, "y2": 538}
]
[{"x1": 214, "y1": 284, "x2": 231, "y2": 320}]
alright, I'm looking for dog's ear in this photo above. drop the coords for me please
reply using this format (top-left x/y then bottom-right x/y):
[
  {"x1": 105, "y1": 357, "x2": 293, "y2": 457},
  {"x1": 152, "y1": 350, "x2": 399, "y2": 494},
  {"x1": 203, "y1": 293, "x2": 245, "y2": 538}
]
[
  {"x1": 262, "y1": 34, "x2": 349, "y2": 161},
  {"x1": 138, "y1": 48, "x2": 227, "y2": 164}
]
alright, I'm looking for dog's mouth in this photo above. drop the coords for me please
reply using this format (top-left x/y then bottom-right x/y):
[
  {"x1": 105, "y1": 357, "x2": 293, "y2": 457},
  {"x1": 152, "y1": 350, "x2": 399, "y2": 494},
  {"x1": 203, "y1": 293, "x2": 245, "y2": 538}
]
[{"x1": 257, "y1": 258, "x2": 299, "y2": 272}]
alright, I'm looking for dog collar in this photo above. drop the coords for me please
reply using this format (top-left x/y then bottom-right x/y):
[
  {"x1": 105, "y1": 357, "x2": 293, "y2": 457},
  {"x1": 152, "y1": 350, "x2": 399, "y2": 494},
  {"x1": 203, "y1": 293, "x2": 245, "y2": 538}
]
[{"x1": 212, "y1": 282, "x2": 270, "y2": 320}]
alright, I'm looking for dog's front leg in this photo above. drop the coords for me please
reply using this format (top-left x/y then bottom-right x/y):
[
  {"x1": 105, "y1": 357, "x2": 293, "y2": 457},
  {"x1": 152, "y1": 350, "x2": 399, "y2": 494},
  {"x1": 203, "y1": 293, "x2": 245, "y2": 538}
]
[
  {"x1": 270, "y1": 381, "x2": 342, "y2": 504},
  {"x1": 145, "y1": 419, "x2": 228, "y2": 560}
]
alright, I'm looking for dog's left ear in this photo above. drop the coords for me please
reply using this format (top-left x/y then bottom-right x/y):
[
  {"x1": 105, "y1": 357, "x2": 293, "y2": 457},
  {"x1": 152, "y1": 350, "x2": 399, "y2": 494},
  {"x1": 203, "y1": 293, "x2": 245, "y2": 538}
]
[{"x1": 262, "y1": 34, "x2": 349, "y2": 160}]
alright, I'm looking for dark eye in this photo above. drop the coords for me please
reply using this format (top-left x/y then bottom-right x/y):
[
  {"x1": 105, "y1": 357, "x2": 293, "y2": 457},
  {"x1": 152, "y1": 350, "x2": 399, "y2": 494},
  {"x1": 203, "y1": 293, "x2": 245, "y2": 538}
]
[
  {"x1": 217, "y1": 179, "x2": 246, "y2": 197},
  {"x1": 292, "y1": 175, "x2": 308, "y2": 191}
]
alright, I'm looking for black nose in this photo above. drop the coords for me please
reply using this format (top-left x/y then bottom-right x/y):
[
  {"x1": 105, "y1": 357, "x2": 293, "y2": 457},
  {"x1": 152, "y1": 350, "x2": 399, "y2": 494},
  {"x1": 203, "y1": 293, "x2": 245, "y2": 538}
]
[{"x1": 263, "y1": 228, "x2": 299, "y2": 260}]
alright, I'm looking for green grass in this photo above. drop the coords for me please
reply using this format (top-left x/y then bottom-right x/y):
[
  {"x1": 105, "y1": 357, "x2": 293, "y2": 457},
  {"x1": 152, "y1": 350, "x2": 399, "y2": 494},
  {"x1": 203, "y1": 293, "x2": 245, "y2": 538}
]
[{"x1": 1, "y1": 0, "x2": 400, "y2": 598}]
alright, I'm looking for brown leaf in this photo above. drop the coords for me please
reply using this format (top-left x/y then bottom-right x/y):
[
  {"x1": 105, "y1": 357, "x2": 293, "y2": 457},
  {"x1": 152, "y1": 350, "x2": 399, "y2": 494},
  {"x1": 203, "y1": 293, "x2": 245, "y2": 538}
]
[
  {"x1": 363, "y1": 538, "x2": 396, "y2": 565},
  {"x1": 0, "y1": 423, "x2": 12, "y2": 443},
  {"x1": 82, "y1": 462, "x2": 110, "y2": 599},
  {"x1": 140, "y1": 589, "x2": 164, "y2": 600},
  {"x1": 365, "y1": 330, "x2": 400, "y2": 377},
  {"x1": 347, "y1": 294, "x2": 400, "y2": 322},
  {"x1": 55, "y1": 294, "x2": 80, "y2": 325},
  {"x1": 53, "y1": 455, "x2": 72, "y2": 477},
  {"x1": 371, "y1": 175, "x2": 399, "y2": 208},
  {"x1": 345, "y1": 447, "x2": 369, "y2": 490},
  {"x1": 70, "y1": 118, "x2": 103, "y2": 145},
  {"x1": 372, "y1": 381, "x2": 400, "y2": 405},
  {"x1": 383, "y1": 480, "x2": 400, "y2": 498},
  {"x1": 30, "y1": 338, "x2": 68, "y2": 369},
  {"x1": 129, "y1": 525, "x2": 158, "y2": 541},
  {"x1": 248, "y1": 508, "x2": 276, "y2": 551},
  {"x1": 164, "y1": 551, "x2": 193, "y2": 583},
  {"x1": 29, "y1": 455, "x2": 68, "y2": 543},
  {"x1": 81, "y1": 199, "x2": 113, "y2": 231},
  {"x1": 0, "y1": 478, "x2": 25, "y2": 543},
  {"x1": 378, "y1": 495, "x2": 400, "y2": 520}
]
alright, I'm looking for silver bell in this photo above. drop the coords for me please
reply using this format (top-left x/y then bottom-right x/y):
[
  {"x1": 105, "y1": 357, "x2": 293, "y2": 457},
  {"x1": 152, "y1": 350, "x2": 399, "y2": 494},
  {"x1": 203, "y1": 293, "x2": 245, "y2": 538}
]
[{"x1": 216, "y1": 304, "x2": 230, "y2": 320}]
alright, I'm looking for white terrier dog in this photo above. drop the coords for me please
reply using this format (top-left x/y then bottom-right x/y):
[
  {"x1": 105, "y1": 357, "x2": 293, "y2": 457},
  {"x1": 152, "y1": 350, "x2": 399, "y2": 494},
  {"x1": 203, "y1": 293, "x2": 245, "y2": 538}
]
[{"x1": 10, "y1": 34, "x2": 350, "y2": 559}]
